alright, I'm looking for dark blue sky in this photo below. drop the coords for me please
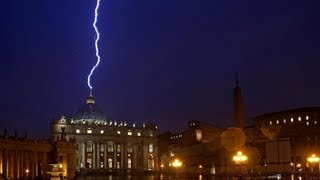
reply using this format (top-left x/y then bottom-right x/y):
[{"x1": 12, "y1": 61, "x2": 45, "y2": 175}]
[{"x1": 1, "y1": 1, "x2": 320, "y2": 136}]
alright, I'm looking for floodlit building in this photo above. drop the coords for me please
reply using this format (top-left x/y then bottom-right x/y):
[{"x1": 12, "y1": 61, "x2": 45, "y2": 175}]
[
  {"x1": 51, "y1": 93, "x2": 159, "y2": 173},
  {"x1": 0, "y1": 129, "x2": 76, "y2": 179}
]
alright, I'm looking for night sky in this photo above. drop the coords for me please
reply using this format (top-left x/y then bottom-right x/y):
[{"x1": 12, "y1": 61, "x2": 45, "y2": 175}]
[{"x1": 1, "y1": 1, "x2": 320, "y2": 137}]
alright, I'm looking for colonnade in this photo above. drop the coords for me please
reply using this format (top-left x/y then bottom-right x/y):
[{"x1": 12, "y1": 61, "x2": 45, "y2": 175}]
[
  {"x1": 78, "y1": 141, "x2": 156, "y2": 170},
  {"x1": 0, "y1": 149, "x2": 48, "y2": 179}
]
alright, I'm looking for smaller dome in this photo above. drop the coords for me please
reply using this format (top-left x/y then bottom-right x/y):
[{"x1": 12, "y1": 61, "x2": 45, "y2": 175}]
[{"x1": 73, "y1": 93, "x2": 106, "y2": 125}]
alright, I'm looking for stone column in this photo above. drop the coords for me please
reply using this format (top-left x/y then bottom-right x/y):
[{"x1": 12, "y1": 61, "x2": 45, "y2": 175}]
[
  {"x1": 104, "y1": 144, "x2": 107, "y2": 169},
  {"x1": 113, "y1": 144, "x2": 117, "y2": 168},
  {"x1": 3, "y1": 150, "x2": 7, "y2": 179},
  {"x1": 124, "y1": 144, "x2": 127, "y2": 169},
  {"x1": 97, "y1": 143, "x2": 100, "y2": 168},
  {"x1": 14, "y1": 150, "x2": 18, "y2": 179},
  {"x1": 9, "y1": 151, "x2": 12, "y2": 178},
  {"x1": 82, "y1": 142, "x2": 85, "y2": 168},
  {"x1": 24, "y1": 151, "x2": 28, "y2": 179},
  {"x1": 34, "y1": 151, "x2": 38, "y2": 177},
  {"x1": 120, "y1": 144, "x2": 124, "y2": 169},
  {"x1": 92, "y1": 142, "x2": 96, "y2": 168},
  {"x1": 31, "y1": 151, "x2": 35, "y2": 178},
  {"x1": 154, "y1": 144, "x2": 159, "y2": 170},
  {"x1": 143, "y1": 144, "x2": 148, "y2": 170},
  {"x1": 20, "y1": 151, "x2": 24, "y2": 179},
  {"x1": 18, "y1": 151, "x2": 22, "y2": 179},
  {"x1": 133, "y1": 144, "x2": 137, "y2": 169}
]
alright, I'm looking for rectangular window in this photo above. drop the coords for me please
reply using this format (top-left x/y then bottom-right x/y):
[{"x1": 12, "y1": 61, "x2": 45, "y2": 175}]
[
  {"x1": 127, "y1": 144, "x2": 133, "y2": 153},
  {"x1": 128, "y1": 131, "x2": 132, "y2": 136},
  {"x1": 108, "y1": 158, "x2": 113, "y2": 168},
  {"x1": 76, "y1": 129, "x2": 80, "y2": 134},
  {"x1": 196, "y1": 130, "x2": 202, "y2": 141},
  {"x1": 117, "y1": 130, "x2": 121, "y2": 135},
  {"x1": 86, "y1": 142, "x2": 93, "y2": 152},
  {"x1": 137, "y1": 132, "x2": 141, "y2": 136},
  {"x1": 108, "y1": 143, "x2": 113, "y2": 152},
  {"x1": 117, "y1": 145, "x2": 121, "y2": 152},
  {"x1": 149, "y1": 144, "x2": 153, "y2": 153},
  {"x1": 100, "y1": 144, "x2": 104, "y2": 152},
  {"x1": 128, "y1": 158, "x2": 132, "y2": 169},
  {"x1": 100, "y1": 130, "x2": 104, "y2": 134},
  {"x1": 87, "y1": 129, "x2": 92, "y2": 134}
]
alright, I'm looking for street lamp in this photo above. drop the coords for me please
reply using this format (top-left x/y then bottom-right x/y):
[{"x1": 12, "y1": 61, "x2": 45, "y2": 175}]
[
  {"x1": 233, "y1": 151, "x2": 248, "y2": 180},
  {"x1": 233, "y1": 151, "x2": 247, "y2": 164},
  {"x1": 307, "y1": 154, "x2": 319, "y2": 173},
  {"x1": 172, "y1": 159, "x2": 182, "y2": 168},
  {"x1": 172, "y1": 159, "x2": 182, "y2": 178}
]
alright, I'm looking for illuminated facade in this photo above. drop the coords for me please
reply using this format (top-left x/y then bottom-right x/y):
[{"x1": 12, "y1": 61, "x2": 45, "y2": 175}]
[
  {"x1": 51, "y1": 93, "x2": 158, "y2": 172},
  {"x1": 0, "y1": 129, "x2": 76, "y2": 179}
]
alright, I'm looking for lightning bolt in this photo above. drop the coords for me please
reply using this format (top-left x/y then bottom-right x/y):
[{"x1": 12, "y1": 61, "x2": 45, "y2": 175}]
[{"x1": 87, "y1": 0, "x2": 101, "y2": 90}]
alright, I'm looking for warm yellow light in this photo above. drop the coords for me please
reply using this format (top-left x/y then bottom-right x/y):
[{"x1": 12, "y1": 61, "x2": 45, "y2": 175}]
[
  {"x1": 296, "y1": 163, "x2": 301, "y2": 168},
  {"x1": 307, "y1": 154, "x2": 320, "y2": 163},
  {"x1": 160, "y1": 164, "x2": 165, "y2": 168},
  {"x1": 172, "y1": 159, "x2": 182, "y2": 168},
  {"x1": 233, "y1": 151, "x2": 247, "y2": 164},
  {"x1": 25, "y1": 169, "x2": 29, "y2": 173},
  {"x1": 199, "y1": 164, "x2": 203, "y2": 168},
  {"x1": 59, "y1": 164, "x2": 63, "y2": 168}
]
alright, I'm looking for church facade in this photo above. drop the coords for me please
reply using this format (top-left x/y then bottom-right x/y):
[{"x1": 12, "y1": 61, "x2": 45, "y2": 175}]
[{"x1": 51, "y1": 93, "x2": 158, "y2": 172}]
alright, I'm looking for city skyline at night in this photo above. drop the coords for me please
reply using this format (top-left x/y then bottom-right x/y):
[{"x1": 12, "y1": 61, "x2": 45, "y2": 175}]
[{"x1": 1, "y1": 1, "x2": 320, "y2": 136}]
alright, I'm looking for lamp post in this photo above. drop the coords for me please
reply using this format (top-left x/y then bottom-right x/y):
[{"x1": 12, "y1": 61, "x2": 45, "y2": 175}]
[
  {"x1": 307, "y1": 154, "x2": 319, "y2": 173},
  {"x1": 233, "y1": 151, "x2": 248, "y2": 180},
  {"x1": 172, "y1": 159, "x2": 182, "y2": 178}
]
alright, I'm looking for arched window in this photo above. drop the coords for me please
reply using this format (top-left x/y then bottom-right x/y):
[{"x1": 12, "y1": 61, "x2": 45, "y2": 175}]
[
  {"x1": 107, "y1": 142, "x2": 114, "y2": 152},
  {"x1": 128, "y1": 158, "x2": 132, "y2": 169},
  {"x1": 108, "y1": 158, "x2": 113, "y2": 168},
  {"x1": 127, "y1": 143, "x2": 133, "y2": 153},
  {"x1": 148, "y1": 143, "x2": 153, "y2": 153},
  {"x1": 117, "y1": 144, "x2": 121, "y2": 152}
]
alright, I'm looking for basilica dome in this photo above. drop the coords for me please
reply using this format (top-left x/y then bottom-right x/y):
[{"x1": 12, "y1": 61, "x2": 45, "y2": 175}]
[{"x1": 72, "y1": 93, "x2": 106, "y2": 125}]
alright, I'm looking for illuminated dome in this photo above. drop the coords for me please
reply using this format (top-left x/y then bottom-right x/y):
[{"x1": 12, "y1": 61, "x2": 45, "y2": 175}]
[{"x1": 73, "y1": 93, "x2": 106, "y2": 125}]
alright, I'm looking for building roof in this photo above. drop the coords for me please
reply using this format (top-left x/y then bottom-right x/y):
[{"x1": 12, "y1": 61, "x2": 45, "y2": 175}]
[
  {"x1": 72, "y1": 93, "x2": 106, "y2": 125},
  {"x1": 253, "y1": 107, "x2": 320, "y2": 120}
]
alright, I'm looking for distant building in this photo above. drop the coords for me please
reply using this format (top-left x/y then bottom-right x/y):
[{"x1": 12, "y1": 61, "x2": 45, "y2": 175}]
[
  {"x1": 0, "y1": 129, "x2": 76, "y2": 179},
  {"x1": 158, "y1": 75, "x2": 246, "y2": 176},
  {"x1": 51, "y1": 93, "x2": 159, "y2": 172},
  {"x1": 158, "y1": 78, "x2": 320, "y2": 177},
  {"x1": 252, "y1": 107, "x2": 320, "y2": 174}
]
